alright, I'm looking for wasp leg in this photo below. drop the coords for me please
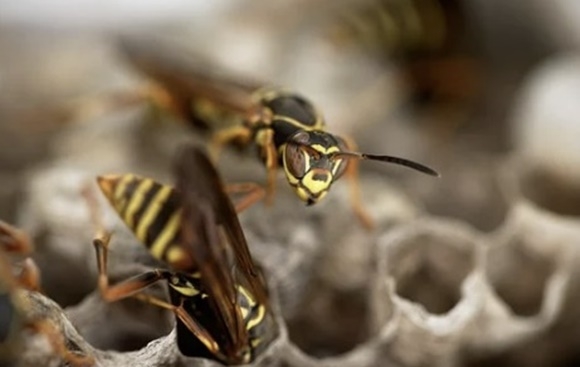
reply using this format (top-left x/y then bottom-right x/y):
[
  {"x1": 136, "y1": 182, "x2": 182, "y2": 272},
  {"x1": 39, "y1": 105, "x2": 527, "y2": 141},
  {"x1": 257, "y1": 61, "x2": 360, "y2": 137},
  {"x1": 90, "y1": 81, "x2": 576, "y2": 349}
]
[
  {"x1": 340, "y1": 135, "x2": 375, "y2": 230},
  {"x1": 93, "y1": 234, "x2": 174, "y2": 302},
  {"x1": 208, "y1": 125, "x2": 253, "y2": 163},
  {"x1": 81, "y1": 185, "x2": 171, "y2": 301},
  {"x1": 255, "y1": 128, "x2": 278, "y2": 206},
  {"x1": 16, "y1": 258, "x2": 42, "y2": 292},
  {"x1": 27, "y1": 319, "x2": 95, "y2": 367},
  {"x1": 0, "y1": 221, "x2": 32, "y2": 255},
  {"x1": 225, "y1": 182, "x2": 266, "y2": 213},
  {"x1": 133, "y1": 293, "x2": 223, "y2": 359}
]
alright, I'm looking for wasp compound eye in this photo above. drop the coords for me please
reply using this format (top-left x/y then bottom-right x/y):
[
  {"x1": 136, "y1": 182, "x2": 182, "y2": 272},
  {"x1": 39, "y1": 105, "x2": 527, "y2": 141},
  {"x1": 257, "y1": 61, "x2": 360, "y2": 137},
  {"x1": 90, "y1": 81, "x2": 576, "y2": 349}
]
[{"x1": 285, "y1": 144, "x2": 307, "y2": 179}]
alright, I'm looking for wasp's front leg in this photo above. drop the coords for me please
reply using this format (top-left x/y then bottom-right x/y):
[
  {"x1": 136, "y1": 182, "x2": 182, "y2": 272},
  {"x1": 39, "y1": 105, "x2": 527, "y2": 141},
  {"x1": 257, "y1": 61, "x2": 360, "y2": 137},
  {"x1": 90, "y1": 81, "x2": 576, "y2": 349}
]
[{"x1": 254, "y1": 128, "x2": 278, "y2": 206}]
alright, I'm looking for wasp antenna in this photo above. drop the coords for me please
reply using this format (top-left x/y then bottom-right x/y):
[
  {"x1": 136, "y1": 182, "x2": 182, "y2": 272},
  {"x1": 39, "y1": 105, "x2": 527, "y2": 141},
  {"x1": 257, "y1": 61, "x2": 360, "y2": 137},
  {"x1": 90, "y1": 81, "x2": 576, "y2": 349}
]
[
  {"x1": 362, "y1": 153, "x2": 440, "y2": 177},
  {"x1": 332, "y1": 151, "x2": 440, "y2": 177}
]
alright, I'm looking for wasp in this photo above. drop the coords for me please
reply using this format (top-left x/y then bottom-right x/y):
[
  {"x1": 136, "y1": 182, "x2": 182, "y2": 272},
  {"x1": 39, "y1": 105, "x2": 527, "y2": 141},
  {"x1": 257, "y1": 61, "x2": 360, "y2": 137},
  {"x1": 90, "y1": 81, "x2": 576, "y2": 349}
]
[
  {"x1": 0, "y1": 221, "x2": 94, "y2": 367},
  {"x1": 114, "y1": 37, "x2": 439, "y2": 229},
  {"x1": 85, "y1": 145, "x2": 278, "y2": 365},
  {"x1": 327, "y1": 0, "x2": 482, "y2": 132}
]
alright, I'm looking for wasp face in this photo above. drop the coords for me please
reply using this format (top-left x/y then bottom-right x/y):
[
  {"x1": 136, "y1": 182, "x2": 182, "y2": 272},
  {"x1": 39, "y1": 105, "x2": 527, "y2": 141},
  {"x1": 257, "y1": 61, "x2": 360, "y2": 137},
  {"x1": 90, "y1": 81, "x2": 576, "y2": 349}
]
[{"x1": 282, "y1": 130, "x2": 347, "y2": 205}]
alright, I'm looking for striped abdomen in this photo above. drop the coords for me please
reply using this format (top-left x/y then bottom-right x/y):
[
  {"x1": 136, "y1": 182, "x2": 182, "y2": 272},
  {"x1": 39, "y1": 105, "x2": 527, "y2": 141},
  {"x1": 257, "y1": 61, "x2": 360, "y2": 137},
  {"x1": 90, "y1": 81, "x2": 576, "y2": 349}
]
[
  {"x1": 331, "y1": 0, "x2": 453, "y2": 60},
  {"x1": 97, "y1": 174, "x2": 194, "y2": 271}
]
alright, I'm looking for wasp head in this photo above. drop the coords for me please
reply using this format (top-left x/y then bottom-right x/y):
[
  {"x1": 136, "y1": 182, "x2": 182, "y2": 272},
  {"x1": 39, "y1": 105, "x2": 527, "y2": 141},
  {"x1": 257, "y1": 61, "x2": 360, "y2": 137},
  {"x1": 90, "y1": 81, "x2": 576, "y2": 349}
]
[{"x1": 281, "y1": 130, "x2": 348, "y2": 205}]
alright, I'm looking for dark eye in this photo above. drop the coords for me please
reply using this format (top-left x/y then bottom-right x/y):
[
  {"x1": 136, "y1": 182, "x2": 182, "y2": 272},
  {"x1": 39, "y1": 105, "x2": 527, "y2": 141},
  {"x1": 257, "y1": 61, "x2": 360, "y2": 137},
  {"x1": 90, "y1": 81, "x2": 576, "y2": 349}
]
[{"x1": 285, "y1": 144, "x2": 307, "y2": 178}]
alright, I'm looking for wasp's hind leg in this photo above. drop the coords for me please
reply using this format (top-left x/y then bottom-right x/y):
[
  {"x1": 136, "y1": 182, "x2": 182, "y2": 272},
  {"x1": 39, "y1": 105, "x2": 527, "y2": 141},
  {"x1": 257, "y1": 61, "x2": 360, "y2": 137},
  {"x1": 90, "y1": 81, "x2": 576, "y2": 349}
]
[{"x1": 81, "y1": 182, "x2": 173, "y2": 302}]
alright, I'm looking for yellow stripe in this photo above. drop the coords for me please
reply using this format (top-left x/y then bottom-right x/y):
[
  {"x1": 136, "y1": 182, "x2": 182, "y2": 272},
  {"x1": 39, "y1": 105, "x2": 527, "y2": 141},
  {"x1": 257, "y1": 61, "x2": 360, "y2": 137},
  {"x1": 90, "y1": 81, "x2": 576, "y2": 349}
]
[
  {"x1": 246, "y1": 305, "x2": 266, "y2": 330},
  {"x1": 150, "y1": 210, "x2": 182, "y2": 259},
  {"x1": 124, "y1": 179, "x2": 155, "y2": 229},
  {"x1": 237, "y1": 285, "x2": 256, "y2": 307},
  {"x1": 135, "y1": 185, "x2": 173, "y2": 243},
  {"x1": 272, "y1": 115, "x2": 318, "y2": 131},
  {"x1": 169, "y1": 283, "x2": 199, "y2": 297},
  {"x1": 240, "y1": 305, "x2": 250, "y2": 319},
  {"x1": 331, "y1": 159, "x2": 343, "y2": 177},
  {"x1": 166, "y1": 246, "x2": 187, "y2": 265},
  {"x1": 114, "y1": 174, "x2": 134, "y2": 201}
]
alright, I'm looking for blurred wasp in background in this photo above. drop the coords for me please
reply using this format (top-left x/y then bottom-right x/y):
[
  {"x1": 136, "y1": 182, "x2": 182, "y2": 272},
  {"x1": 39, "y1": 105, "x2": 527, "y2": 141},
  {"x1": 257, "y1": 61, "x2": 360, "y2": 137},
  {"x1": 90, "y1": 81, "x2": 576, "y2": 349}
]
[
  {"x1": 84, "y1": 145, "x2": 278, "y2": 365},
  {"x1": 0, "y1": 221, "x2": 94, "y2": 367},
  {"x1": 326, "y1": 0, "x2": 483, "y2": 136},
  {"x1": 112, "y1": 38, "x2": 439, "y2": 229}
]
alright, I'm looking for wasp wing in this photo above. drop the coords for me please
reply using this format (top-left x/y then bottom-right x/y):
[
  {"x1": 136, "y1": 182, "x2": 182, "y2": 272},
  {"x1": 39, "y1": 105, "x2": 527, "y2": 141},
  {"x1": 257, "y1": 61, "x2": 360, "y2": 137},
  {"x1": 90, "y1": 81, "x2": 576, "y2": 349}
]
[
  {"x1": 175, "y1": 145, "x2": 271, "y2": 354},
  {"x1": 118, "y1": 36, "x2": 261, "y2": 116}
]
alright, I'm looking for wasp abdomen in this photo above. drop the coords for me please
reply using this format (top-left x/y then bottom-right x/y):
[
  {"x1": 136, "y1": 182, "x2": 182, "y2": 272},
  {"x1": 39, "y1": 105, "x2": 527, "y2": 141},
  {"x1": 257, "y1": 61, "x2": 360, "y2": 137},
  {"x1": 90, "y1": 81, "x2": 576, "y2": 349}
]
[{"x1": 97, "y1": 174, "x2": 193, "y2": 269}]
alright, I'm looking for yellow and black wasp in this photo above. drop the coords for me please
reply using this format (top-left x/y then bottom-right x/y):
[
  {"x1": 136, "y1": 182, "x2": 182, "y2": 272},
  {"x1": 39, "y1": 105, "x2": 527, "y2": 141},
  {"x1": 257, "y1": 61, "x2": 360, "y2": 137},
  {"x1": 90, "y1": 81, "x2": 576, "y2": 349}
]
[
  {"x1": 327, "y1": 0, "x2": 482, "y2": 134},
  {"x1": 0, "y1": 221, "x2": 94, "y2": 367},
  {"x1": 85, "y1": 145, "x2": 278, "y2": 365},
  {"x1": 115, "y1": 37, "x2": 439, "y2": 229}
]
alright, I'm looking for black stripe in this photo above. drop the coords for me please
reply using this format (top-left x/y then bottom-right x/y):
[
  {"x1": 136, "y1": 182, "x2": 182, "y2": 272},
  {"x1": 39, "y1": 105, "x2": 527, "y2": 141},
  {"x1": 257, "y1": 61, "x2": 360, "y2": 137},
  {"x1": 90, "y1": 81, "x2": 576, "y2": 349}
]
[
  {"x1": 118, "y1": 176, "x2": 140, "y2": 218},
  {"x1": 145, "y1": 189, "x2": 181, "y2": 248},
  {"x1": 131, "y1": 182, "x2": 163, "y2": 234}
]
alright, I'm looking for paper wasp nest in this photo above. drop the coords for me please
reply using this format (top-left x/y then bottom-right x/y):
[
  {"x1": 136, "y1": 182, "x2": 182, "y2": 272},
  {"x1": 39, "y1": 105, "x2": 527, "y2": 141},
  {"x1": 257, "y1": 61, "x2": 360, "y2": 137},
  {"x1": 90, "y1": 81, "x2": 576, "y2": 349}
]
[{"x1": 3, "y1": 2, "x2": 580, "y2": 367}]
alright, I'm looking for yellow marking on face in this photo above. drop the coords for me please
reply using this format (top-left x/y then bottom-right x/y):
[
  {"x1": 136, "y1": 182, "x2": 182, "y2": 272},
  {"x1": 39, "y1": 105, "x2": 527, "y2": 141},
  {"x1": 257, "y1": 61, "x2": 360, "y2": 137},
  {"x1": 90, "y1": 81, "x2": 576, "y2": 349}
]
[
  {"x1": 169, "y1": 283, "x2": 200, "y2": 297},
  {"x1": 309, "y1": 144, "x2": 340, "y2": 155},
  {"x1": 246, "y1": 305, "x2": 266, "y2": 330},
  {"x1": 295, "y1": 187, "x2": 310, "y2": 202},
  {"x1": 113, "y1": 174, "x2": 134, "y2": 202},
  {"x1": 135, "y1": 185, "x2": 173, "y2": 243},
  {"x1": 166, "y1": 245, "x2": 187, "y2": 265},
  {"x1": 283, "y1": 163, "x2": 300, "y2": 185},
  {"x1": 303, "y1": 150, "x2": 311, "y2": 174},
  {"x1": 124, "y1": 179, "x2": 155, "y2": 229},
  {"x1": 331, "y1": 158, "x2": 344, "y2": 177},
  {"x1": 302, "y1": 171, "x2": 332, "y2": 195},
  {"x1": 237, "y1": 285, "x2": 257, "y2": 307},
  {"x1": 150, "y1": 210, "x2": 182, "y2": 259}
]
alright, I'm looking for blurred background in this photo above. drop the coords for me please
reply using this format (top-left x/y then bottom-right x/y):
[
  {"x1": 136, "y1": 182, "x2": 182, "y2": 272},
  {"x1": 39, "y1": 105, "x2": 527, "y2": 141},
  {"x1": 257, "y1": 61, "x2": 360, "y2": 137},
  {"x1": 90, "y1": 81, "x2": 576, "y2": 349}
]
[{"x1": 1, "y1": 1, "x2": 580, "y2": 366}]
